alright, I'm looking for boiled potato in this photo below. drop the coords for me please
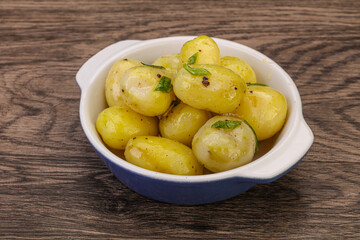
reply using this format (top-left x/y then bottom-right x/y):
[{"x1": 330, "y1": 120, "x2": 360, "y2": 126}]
[
  {"x1": 159, "y1": 102, "x2": 212, "y2": 146},
  {"x1": 120, "y1": 66, "x2": 175, "y2": 116},
  {"x1": 233, "y1": 84, "x2": 287, "y2": 141},
  {"x1": 96, "y1": 106, "x2": 159, "y2": 150},
  {"x1": 179, "y1": 36, "x2": 220, "y2": 68},
  {"x1": 125, "y1": 136, "x2": 203, "y2": 175},
  {"x1": 173, "y1": 64, "x2": 246, "y2": 113},
  {"x1": 152, "y1": 54, "x2": 180, "y2": 77},
  {"x1": 220, "y1": 56, "x2": 257, "y2": 83},
  {"x1": 105, "y1": 58, "x2": 142, "y2": 107},
  {"x1": 192, "y1": 116, "x2": 256, "y2": 172}
]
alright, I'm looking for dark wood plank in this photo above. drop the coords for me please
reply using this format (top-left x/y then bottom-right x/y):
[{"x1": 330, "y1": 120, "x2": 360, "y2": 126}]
[{"x1": 1, "y1": 0, "x2": 359, "y2": 239}]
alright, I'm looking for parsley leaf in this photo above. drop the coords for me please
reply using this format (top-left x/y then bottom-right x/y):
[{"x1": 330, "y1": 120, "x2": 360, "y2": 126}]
[
  {"x1": 171, "y1": 99, "x2": 181, "y2": 107},
  {"x1": 154, "y1": 76, "x2": 173, "y2": 93},
  {"x1": 243, "y1": 120, "x2": 259, "y2": 151},
  {"x1": 141, "y1": 62, "x2": 165, "y2": 69},
  {"x1": 211, "y1": 120, "x2": 242, "y2": 129},
  {"x1": 246, "y1": 83, "x2": 268, "y2": 87},
  {"x1": 188, "y1": 52, "x2": 198, "y2": 64},
  {"x1": 183, "y1": 64, "x2": 211, "y2": 76}
]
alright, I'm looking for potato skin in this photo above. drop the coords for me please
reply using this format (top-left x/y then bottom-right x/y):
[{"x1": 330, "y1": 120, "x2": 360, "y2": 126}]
[
  {"x1": 220, "y1": 56, "x2": 257, "y2": 83},
  {"x1": 174, "y1": 64, "x2": 246, "y2": 113},
  {"x1": 105, "y1": 58, "x2": 142, "y2": 107},
  {"x1": 125, "y1": 136, "x2": 203, "y2": 175},
  {"x1": 152, "y1": 54, "x2": 180, "y2": 77},
  {"x1": 96, "y1": 106, "x2": 159, "y2": 150},
  {"x1": 192, "y1": 116, "x2": 256, "y2": 173},
  {"x1": 159, "y1": 102, "x2": 212, "y2": 146},
  {"x1": 120, "y1": 66, "x2": 175, "y2": 116},
  {"x1": 233, "y1": 85, "x2": 287, "y2": 141},
  {"x1": 179, "y1": 36, "x2": 220, "y2": 67}
]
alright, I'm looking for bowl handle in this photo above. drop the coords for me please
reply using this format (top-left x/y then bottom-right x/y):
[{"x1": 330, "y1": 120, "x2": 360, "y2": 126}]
[
  {"x1": 235, "y1": 118, "x2": 314, "y2": 183},
  {"x1": 76, "y1": 40, "x2": 141, "y2": 90}
]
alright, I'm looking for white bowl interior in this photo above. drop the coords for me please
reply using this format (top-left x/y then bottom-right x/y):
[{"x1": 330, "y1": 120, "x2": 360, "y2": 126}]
[{"x1": 80, "y1": 37, "x2": 301, "y2": 180}]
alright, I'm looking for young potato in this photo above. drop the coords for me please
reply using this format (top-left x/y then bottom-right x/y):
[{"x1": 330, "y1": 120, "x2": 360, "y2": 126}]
[
  {"x1": 233, "y1": 84, "x2": 287, "y2": 141},
  {"x1": 159, "y1": 101, "x2": 212, "y2": 146},
  {"x1": 152, "y1": 54, "x2": 180, "y2": 77},
  {"x1": 220, "y1": 56, "x2": 257, "y2": 83},
  {"x1": 192, "y1": 116, "x2": 256, "y2": 173},
  {"x1": 96, "y1": 106, "x2": 159, "y2": 150},
  {"x1": 173, "y1": 64, "x2": 247, "y2": 114},
  {"x1": 125, "y1": 136, "x2": 203, "y2": 175},
  {"x1": 179, "y1": 36, "x2": 220, "y2": 68},
  {"x1": 120, "y1": 66, "x2": 175, "y2": 116},
  {"x1": 105, "y1": 58, "x2": 142, "y2": 107}
]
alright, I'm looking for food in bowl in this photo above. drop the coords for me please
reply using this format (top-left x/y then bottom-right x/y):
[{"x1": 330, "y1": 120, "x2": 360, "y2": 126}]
[
  {"x1": 95, "y1": 36, "x2": 287, "y2": 175},
  {"x1": 125, "y1": 136, "x2": 203, "y2": 175},
  {"x1": 233, "y1": 83, "x2": 287, "y2": 141},
  {"x1": 159, "y1": 101, "x2": 212, "y2": 147},
  {"x1": 105, "y1": 58, "x2": 142, "y2": 107},
  {"x1": 192, "y1": 115, "x2": 257, "y2": 172},
  {"x1": 96, "y1": 105, "x2": 159, "y2": 150},
  {"x1": 77, "y1": 36, "x2": 313, "y2": 204}
]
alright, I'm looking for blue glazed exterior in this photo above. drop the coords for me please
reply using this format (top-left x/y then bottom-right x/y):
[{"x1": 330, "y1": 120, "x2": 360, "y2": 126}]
[
  {"x1": 95, "y1": 150, "x2": 255, "y2": 205},
  {"x1": 91, "y1": 142, "x2": 312, "y2": 205}
]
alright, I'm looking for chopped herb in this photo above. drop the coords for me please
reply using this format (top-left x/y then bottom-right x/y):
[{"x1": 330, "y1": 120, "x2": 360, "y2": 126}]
[
  {"x1": 188, "y1": 52, "x2": 198, "y2": 64},
  {"x1": 246, "y1": 83, "x2": 268, "y2": 87},
  {"x1": 141, "y1": 62, "x2": 165, "y2": 69},
  {"x1": 183, "y1": 64, "x2": 211, "y2": 76},
  {"x1": 244, "y1": 120, "x2": 259, "y2": 151},
  {"x1": 161, "y1": 99, "x2": 181, "y2": 119},
  {"x1": 154, "y1": 76, "x2": 173, "y2": 93},
  {"x1": 211, "y1": 120, "x2": 242, "y2": 129},
  {"x1": 171, "y1": 99, "x2": 181, "y2": 107}
]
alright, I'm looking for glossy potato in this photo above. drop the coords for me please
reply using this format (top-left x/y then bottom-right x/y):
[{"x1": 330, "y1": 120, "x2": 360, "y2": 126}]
[
  {"x1": 96, "y1": 106, "x2": 159, "y2": 150},
  {"x1": 159, "y1": 102, "x2": 212, "y2": 146},
  {"x1": 120, "y1": 66, "x2": 175, "y2": 116},
  {"x1": 220, "y1": 56, "x2": 257, "y2": 83},
  {"x1": 125, "y1": 136, "x2": 203, "y2": 175},
  {"x1": 152, "y1": 54, "x2": 180, "y2": 77},
  {"x1": 173, "y1": 64, "x2": 247, "y2": 113},
  {"x1": 233, "y1": 85, "x2": 287, "y2": 140},
  {"x1": 192, "y1": 116, "x2": 256, "y2": 172},
  {"x1": 179, "y1": 36, "x2": 220, "y2": 68},
  {"x1": 105, "y1": 58, "x2": 141, "y2": 107}
]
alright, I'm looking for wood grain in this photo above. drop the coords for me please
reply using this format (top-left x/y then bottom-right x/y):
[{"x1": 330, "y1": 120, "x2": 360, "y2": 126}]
[{"x1": 0, "y1": 0, "x2": 359, "y2": 239}]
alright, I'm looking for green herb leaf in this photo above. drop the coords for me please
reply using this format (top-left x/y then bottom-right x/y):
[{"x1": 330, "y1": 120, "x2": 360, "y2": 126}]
[
  {"x1": 171, "y1": 99, "x2": 181, "y2": 107},
  {"x1": 188, "y1": 52, "x2": 198, "y2": 64},
  {"x1": 154, "y1": 76, "x2": 173, "y2": 93},
  {"x1": 246, "y1": 83, "x2": 268, "y2": 87},
  {"x1": 244, "y1": 120, "x2": 259, "y2": 151},
  {"x1": 183, "y1": 64, "x2": 211, "y2": 76},
  {"x1": 141, "y1": 62, "x2": 165, "y2": 69},
  {"x1": 211, "y1": 120, "x2": 242, "y2": 129},
  {"x1": 161, "y1": 99, "x2": 180, "y2": 119}
]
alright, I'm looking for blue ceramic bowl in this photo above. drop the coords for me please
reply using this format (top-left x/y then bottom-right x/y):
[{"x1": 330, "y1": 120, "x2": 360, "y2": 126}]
[{"x1": 76, "y1": 36, "x2": 313, "y2": 205}]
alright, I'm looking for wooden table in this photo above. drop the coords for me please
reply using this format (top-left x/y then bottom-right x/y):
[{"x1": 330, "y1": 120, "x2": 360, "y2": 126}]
[{"x1": 1, "y1": 1, "x2": 359, "y2": 239}]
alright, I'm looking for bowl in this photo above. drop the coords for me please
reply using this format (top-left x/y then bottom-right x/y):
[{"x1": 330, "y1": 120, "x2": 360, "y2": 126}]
[{"x1": 76, "y1": 36, "x2": 314, "y2": 205}]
